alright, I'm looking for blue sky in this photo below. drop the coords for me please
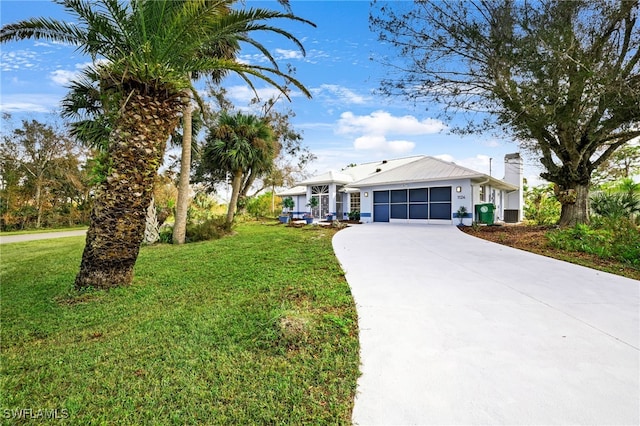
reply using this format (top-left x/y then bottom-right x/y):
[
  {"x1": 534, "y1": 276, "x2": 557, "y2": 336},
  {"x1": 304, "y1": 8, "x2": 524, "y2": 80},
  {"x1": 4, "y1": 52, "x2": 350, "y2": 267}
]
[{"x1": 0, "y1": 0, "x2": 544, "y2": 184}]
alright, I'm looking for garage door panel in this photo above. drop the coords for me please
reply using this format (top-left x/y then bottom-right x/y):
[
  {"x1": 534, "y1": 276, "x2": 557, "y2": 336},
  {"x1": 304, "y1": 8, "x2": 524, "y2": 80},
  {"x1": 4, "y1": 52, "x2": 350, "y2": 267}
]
[
  {"x1": 409, "y1": 204, "x2": 428, "y2": 219},
  {"x1": 391, "y1": 204, "x2": 408, "y2": 219},
  {"x1": 373, "y1": 191, "x2": 389, "y2": 203},
  {"x1": 374, "y1": 204, "x2": 389, "y2": 222},
  {"x1": 431, "y1": 187, "x2": 452, "y2": 202},
  {"x1": 430, "y1": 203, "x2": 452, "y2": 220}
]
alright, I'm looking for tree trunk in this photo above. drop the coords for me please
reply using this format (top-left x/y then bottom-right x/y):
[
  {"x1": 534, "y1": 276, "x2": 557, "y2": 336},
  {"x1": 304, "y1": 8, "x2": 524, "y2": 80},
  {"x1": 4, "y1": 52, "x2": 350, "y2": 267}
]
[
  {"x1": 35, "y1": 176, "x2": 43, "y2": 229},
  {"x1": 172, "y1": 97, "x2": 192, "y2": 245},
  {"x1": 225, "y1": 169, "x2": 243, "y2": 227},
  {"x1": 557, "y1": 183, "x2": 590, "y2": 227},
  {"x1": 75, "y1": 91, "x2": 183, "y2": 290}
]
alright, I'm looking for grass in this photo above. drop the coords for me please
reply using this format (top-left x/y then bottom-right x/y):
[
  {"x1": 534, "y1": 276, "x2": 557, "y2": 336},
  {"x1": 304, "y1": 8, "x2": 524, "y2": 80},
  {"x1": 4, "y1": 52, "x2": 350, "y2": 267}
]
[{"x1": 0, "y1": 222, "x2": 359, "y2": 425}]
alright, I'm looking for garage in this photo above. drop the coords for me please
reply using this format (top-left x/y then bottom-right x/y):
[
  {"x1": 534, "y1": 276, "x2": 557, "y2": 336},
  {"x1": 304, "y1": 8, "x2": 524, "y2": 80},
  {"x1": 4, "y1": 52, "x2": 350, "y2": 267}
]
[{"x1": 373, "y1": 187, "x2": 452, "y2": 222}]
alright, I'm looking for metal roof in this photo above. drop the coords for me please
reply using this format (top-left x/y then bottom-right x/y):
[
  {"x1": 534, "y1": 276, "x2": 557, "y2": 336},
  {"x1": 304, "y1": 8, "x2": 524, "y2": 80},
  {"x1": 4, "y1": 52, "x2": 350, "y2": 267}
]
[
  {"x1": 288, "y1": 155, "x2": 517, "y2": 193},
  {"x1": 296, "y1": 156, "x2": 425, "y2": 186},
  {"x1": 348, "y1": 156, "x2": 518, "y2": 191},
  {"x1": 275, "y1": 185, "x2": 307, "y2": 196}
]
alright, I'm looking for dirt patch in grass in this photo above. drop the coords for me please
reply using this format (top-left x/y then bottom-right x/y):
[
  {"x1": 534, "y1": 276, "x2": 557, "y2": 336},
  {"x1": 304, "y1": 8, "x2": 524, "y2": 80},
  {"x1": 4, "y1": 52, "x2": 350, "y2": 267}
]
[{"x1": 459, "y1": 224, "x2": 640, "y2": 281}]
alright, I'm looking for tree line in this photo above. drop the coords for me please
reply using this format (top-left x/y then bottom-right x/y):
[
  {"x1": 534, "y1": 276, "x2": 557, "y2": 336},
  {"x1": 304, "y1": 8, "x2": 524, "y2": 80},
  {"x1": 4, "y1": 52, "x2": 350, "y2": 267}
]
[{"x1": 0, "y1": 115, "x2": 92, "y2": 230}]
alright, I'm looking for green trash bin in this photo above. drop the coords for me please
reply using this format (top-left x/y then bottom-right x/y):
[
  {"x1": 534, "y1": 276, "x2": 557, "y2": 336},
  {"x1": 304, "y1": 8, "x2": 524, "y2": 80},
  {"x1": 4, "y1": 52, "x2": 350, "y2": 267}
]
[{"x1": 475, "y1": 203, "x2": 495, "y2": 224}]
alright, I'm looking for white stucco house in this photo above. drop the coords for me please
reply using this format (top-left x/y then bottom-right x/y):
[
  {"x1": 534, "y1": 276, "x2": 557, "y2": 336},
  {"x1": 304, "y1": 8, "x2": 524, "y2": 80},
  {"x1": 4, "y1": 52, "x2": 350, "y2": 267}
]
[{"x1": 277, "y1": 153, "x2": 523, "y2": 225}]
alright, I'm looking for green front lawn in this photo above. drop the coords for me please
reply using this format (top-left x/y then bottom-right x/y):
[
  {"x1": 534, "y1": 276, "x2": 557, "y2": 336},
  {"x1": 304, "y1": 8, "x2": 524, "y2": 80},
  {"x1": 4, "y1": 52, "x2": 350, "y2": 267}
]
[{"x1": 1, "y1": 223, "x2": 359, "y2": 424}]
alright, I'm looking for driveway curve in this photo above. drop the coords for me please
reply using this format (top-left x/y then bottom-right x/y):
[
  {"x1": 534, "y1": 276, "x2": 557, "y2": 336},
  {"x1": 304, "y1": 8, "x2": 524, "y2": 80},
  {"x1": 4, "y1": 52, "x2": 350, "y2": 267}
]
[{"x1": 333, "y1": 223, "x2": 639, "y2": 425}]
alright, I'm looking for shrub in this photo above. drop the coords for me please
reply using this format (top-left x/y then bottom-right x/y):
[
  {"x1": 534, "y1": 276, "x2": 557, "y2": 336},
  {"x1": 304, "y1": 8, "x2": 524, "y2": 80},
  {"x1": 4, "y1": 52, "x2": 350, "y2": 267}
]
[
  {"x1": 158, "y1": 225, "x2": 173, "y2": 244},
  {"x1": 185, "y1": 216, "x2": 230, "y2": 243},
  {"x1": 547, "y1": 218, "x2": 640, "y2": 265},
  {"x1": 347, "y1": 210, "x2": 360, "y2": 221},
  {"x1": 524, "y1": 184, "x2": 560, "y2": 225},
  {"x1": 591, "y1": 191, "x2": 640, "y2": 220},
  {"x1": 247, "y1": 192, "x2": 277, "y2": 219}
]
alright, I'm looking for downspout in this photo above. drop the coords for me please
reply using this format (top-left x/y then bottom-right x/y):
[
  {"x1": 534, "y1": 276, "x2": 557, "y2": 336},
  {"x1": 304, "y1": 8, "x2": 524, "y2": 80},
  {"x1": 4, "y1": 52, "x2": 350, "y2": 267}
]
[{"x1": 474, "y1": 177, "x2": 491, "y2": 223}]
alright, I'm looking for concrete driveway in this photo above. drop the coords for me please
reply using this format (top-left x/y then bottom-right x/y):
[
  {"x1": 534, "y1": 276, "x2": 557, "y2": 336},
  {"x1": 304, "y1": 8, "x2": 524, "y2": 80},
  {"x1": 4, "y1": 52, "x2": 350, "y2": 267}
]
[
  {"x1": 333, "y1": 223, "x2": 639, "y2": 425},
  {"x1": 0, "y1": 230, "x2": 86, "y2": 244}
]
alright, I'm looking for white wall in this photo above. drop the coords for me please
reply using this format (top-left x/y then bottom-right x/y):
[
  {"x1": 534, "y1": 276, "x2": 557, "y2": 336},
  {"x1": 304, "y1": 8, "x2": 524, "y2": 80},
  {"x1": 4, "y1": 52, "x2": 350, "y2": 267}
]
[{"x1": 291, "y1": 194, "x2": 306, "y2": 218}]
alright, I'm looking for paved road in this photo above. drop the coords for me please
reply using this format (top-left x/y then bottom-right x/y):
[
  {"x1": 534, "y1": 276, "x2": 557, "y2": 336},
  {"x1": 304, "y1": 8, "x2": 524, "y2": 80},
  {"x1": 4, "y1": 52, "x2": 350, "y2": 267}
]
[
  {"x1": 0, "y1": 230, "x2": 86, "y2": 244},
  {"x1": 333, "y1": 223, "x2": 639, "y2": 426}
]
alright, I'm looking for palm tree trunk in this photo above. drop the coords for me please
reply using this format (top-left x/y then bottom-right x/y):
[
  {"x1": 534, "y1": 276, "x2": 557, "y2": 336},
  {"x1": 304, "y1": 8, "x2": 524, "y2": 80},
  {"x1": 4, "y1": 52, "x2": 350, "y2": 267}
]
[
  {"x1": 225, "y1": 169, "x2": 243, "y2": 227},
  {"x1": 172, "y1": 95, "x2": 192, "y2": 245},
  {"x1": 75, "y1": 91, "x2": 183, "y2": 290}
]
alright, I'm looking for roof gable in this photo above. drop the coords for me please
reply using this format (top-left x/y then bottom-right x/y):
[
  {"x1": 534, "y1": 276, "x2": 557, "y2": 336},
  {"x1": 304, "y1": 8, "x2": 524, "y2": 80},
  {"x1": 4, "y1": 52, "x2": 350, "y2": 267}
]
[
  {"x1": 350, "y1": 156, "x2": 484, "y2": 186},
  {"x1": 297, "y1": 156, "x2": 424, "y2": 186}
]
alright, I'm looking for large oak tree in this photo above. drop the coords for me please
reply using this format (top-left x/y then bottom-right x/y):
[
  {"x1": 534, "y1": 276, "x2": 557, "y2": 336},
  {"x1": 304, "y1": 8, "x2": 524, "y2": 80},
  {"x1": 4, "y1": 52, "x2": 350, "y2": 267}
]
[{"x1": 371, "y1": 0, "x2": 640, "y2": 225}]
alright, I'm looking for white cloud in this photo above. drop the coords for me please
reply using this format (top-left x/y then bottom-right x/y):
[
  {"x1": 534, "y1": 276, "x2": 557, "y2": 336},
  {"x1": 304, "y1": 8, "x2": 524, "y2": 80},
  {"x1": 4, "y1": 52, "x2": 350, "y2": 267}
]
[
  {"x1": 0, "y1": 50, "x2": 38, "y2": 72},
  {"x1": 312, "y1": 84, "x2": 370, "y2": 105},
  {"x1": 49, "y1": 69, "x2": 77, "y2": 86},
  {"x1": 48, "y1": 60, "x2": 109, "y2": 87},
  {"x1": 275, "y1": 49, "x2": 303, "y2": 60},
  {"x1": 0, "y1": 94, "x2": 61, "y2": 113},
  {"x1": 337, "y1": 110, "x2": 447, "y2": 136},
  {"x1": 354, "y1": 135, "x2": 415, "y2": 154},
  {"x1": 222, "y1": 85, "x2": 292, "y2": 105},
  {"x1": 334, "y1": 110, "x2": 444, "y2": 154}
]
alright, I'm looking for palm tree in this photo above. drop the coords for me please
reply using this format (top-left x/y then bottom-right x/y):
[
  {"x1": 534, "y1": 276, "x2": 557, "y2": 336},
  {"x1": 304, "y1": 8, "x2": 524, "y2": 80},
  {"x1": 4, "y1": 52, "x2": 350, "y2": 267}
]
[
  {"x1": 1, "y1": 0, "x2": 313, "y2": 289},
  {"x1": 201, "y1": 111, "x2": 277, "y2": 227},
  {"x1": 173, "y1": 10, "x2": 241, "y2": 245}
]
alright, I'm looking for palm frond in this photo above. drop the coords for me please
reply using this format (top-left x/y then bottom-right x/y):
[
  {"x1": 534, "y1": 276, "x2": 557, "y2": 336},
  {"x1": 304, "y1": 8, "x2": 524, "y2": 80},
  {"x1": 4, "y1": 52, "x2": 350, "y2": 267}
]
[{"x1": 0, "y1": 17, "x2": 86, "y2": 46}]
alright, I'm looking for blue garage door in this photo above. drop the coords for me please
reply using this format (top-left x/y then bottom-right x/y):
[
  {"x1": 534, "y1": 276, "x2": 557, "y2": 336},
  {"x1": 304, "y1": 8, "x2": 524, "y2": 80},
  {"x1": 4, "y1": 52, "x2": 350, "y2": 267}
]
[
  {"x1": 373, "y1": 191, "x2": 389, "y2": 222},
  {"x1": 373, "y1": 187, "x2": 451, "y2": 222}
]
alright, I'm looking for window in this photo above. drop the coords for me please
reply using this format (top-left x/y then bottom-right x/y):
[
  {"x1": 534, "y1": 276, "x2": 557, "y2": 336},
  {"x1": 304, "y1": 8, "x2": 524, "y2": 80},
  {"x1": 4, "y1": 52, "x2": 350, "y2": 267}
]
[
  {"x1": 311, "y1": 185, "x2": 329, "y2": 217},
  {"x1": 350, "y1": 192, "x2": 360, "y2": 212},
  {"x1": 480, "y1": 185, "x2": 486, "y2": 202},
  {"x1": 336, "y1": 186, "x2": 344, "y2": 218}
]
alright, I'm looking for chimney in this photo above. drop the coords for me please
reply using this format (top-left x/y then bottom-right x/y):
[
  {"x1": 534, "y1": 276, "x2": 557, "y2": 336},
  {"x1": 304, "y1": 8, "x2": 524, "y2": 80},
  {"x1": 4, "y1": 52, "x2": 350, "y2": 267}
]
[{"x1": 503, "y1": 153, "x2": 524, "y2": 220}]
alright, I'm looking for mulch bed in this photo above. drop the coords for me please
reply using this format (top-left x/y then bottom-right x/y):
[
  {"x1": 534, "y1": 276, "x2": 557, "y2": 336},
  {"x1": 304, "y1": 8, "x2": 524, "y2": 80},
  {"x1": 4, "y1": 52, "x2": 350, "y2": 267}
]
[{"x1": 459, "y1": 224, "x2": 640, "y2": 281}]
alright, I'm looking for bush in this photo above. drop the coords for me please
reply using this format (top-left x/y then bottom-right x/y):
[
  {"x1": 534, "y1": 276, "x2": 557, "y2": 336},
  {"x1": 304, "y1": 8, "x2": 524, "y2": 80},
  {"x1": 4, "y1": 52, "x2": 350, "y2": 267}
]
[
  {"x1": 347, "y1": 210, "x2": 360, "y2": 221},
  {"x1": 547, "y1": 218, "x2": 640, "y2": 265},
  {"x1": 158, "y1": 225, "x2": 173, "y2": 244},
  {"x1": 591, "y1": 191, "x2": 640, "y2": 220},
  {"x1": 185, "y1": 216, "x2": 230, "y2": 243},
  {"x1": 247, "y1": 192, "x2": 277, "y2": 219},
  {"x1": 524, "y1": 184, "x2": 560, "y2": 225}
]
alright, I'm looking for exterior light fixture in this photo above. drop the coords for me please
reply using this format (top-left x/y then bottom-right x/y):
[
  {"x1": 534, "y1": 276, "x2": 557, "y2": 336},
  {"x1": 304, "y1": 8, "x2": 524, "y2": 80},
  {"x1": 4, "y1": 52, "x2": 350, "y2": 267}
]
[
  {"x1": 364, "y1": 192, "x2": 369, "y2": 197},
  {"x1": 456, "y1": 186, "x2": 462, "y2": 193}
]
